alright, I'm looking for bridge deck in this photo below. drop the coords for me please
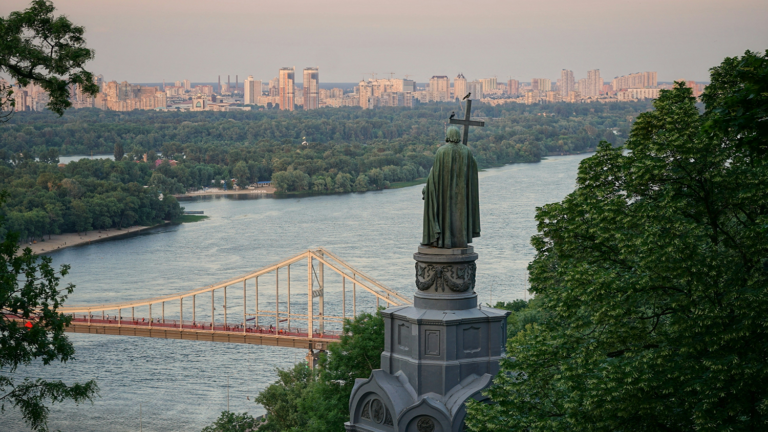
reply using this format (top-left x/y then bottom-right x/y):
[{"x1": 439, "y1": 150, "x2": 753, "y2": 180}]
[{"x1": 16, "y1": 316, "x2": 340, "y2": 351}]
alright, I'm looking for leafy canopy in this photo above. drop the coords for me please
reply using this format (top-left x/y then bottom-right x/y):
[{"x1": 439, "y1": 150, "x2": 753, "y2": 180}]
[
  {"x1": 466, "y1": 50, "x2": 768, "y2": 431},
  {"x1": 0, "y1": 0, "x2": 98, "y2": 119},
  {"x1": 200, "y1": 411, "x2": 262, "y2": 432},
  {"x1": 254, "y1": 310, "x2": 385, "y2": 432},
  {"x1": 0, "y1": 194, "x2": 98, "y2": 431}
]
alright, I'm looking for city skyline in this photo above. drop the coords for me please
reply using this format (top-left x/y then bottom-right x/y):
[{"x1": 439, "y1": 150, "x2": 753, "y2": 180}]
[{"x1": 1, "y1": 0, "x2": 766, "y2": 83}]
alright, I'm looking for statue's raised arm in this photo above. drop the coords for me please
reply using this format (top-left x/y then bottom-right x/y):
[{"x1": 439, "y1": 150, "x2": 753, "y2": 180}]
[{"x1": 421, "y1": 125, "x2": 480, "y2": 248}]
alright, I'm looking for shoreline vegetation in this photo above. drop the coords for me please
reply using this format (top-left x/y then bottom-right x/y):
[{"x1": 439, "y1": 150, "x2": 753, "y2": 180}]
[
  {"x1": 23, "y1": 223, "x2": 162, "y2": 255},
  {"x1": 1, "y1": 102, "x2": 649, "y2": 251},
  {"x1": 24, "y1": 215, "x2": 208, "y2": 256}
]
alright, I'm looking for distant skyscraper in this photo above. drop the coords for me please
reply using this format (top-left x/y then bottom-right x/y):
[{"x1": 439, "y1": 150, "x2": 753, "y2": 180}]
[
  {"x1": 454, "y1": 74, "x2": 467, "y2": 100},
  {"x1": 429, "y1": 76, "x2": 450, "y2": 102},
  {"x1": 586, "y1": 69, "x2": 602, "y2": 97},
  {"x1": 359, "y1": 80, "x2": 374, "y2": 109},
  {"x1": 577, "y1": 78, "x2": 588, "y2": 96},
  {"x1": 279, "y1": 67, "x2": 295, "y2": 111},
  {"x1": 244, "y1": 76, "x2": 261, "y2": 105},
  {"x1": 611, "y1": 71, "x2": 658, "y2": 91},
  {"x1": 479, "y1": 77, "x2": 497, "y2": 93},
  {"x1": 560, "y1": 69, "x2": 575, "y2": 98},
  {"x1": 532, "y1": 78, "x2": 551, "y2": 92},
  {"x1": 303, "y1": 67, "x2": 319, "y2": 110},
  {"x1": 468, "y1": 80, "x2": 483, "y2": 100},
  {"x1": 507, "y1": 79, "x2": 519, "y2": 96}
]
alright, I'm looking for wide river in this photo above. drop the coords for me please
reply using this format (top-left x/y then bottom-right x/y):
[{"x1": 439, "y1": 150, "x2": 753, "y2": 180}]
[{"x1": 8, "y1": 153, "x2": 591, "y2": 431}]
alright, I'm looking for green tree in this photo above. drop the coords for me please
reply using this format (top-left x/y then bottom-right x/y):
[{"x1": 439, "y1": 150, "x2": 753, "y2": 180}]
[
  {"x1": 232, "y1": 161, "x2": 250, "y2": 188},
  {"x1": 466, "y1": 52, "x2": 768, "y2": 431},
  {"x1": 255, "y1": 311, "x2": 385, "y2": 432},
  {"x1": 334, "y1": 173, "x2": 352, "y2": 193},
  {"x1": 69, "y1": 199, "x2": 91, "y2": 235},
  {"x1": 0, "y1": 201, "x2": 99, "y2": 431},
  {"x1": 0, "y1": 0, "x2": 98, "y2": 120},
  {"x1": 113, "y1": 142, "x2": 124, "y2": 161},
  {"x1": 254, "y1": 362, "x2": 316, "y2": 432},
  {"x1": 200, "y1": 411, "x2": 261, "y2": 432},
  {"x1": 353, "y1": 174, "x2": 369, "y2": 192}
]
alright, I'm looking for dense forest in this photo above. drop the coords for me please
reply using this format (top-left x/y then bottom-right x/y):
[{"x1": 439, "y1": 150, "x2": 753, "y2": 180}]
[
  {"x1": 0, "y1": 158, "x2": 183, "y2": 242},
  {"x1": 0, "y1": 101, "x2": 653, "y2": 241},
  {"x1": 1, "y1": 101, "x2": 653, "y2": 193}
]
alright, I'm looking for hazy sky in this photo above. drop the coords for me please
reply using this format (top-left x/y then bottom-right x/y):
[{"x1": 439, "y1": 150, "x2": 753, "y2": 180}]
[{"x1": 3, "y1": 0, "x2": 767, "y2": 83}]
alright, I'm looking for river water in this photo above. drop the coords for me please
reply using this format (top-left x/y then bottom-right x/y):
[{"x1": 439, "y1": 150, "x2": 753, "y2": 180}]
[{"x1": 6, "y1": 153, "x2": 591, "y2": 431}]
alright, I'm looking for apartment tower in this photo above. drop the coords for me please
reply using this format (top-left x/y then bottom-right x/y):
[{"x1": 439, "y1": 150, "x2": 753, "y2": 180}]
[
  {"x1": 507, "y1": 79, "x2": 519, "y2": 96},
  {"x1": 429, "y1": 76, "x2": 450, "y2": 102},
  {"x1": 560, "y1": 69, "x2": 575, "y2": 98},
  {"x1": 244, "y1": 76, "x2": 261, "y2": 105},
  {"x1": 279, "y1": 67, "x2": 295, "y2": 111},
  {"x1": 586, "y1": 69, "x2": 602, "y2": 98},
  {"x1": 303, "y1": 67, "x2": 319, "y2": 110},
  {"x1": 454, "y1": 74, "x2": 467, "y2": 100}
]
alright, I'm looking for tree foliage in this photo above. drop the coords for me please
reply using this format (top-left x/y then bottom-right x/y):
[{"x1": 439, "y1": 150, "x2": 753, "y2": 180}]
[
  {"x1": 0, "y1": 198, "x2": 98, "y2": 430},
  {"x1": 466, "y1": 50, "x2": 768, "y2": 431},
  {"x1": 200, "y1": 411, "x2": 262, "y2": 432},
  {"x1": 254, "y1": 310, "x2": 385, "y2": 432},
  {"x1": 0, "y1": 158, "x2": 183, "y2": 242},
  {"x1": 1, "y1": 102, "x2": 653, "y2": 192},
  {"x1": 0, "y1": 0, "x2": 98, "y2": 120}
]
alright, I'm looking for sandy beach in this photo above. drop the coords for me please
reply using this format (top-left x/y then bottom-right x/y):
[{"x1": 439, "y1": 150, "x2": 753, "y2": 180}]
[
  {"x1": 174, "y1": 187, "x2": 275, "y2": 199},
  {"x1": 21, "y1": 225, "x2": 158, "y2": 256}
]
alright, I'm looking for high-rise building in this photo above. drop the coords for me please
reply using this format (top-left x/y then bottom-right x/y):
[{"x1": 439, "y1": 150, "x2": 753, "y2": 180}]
[
  {"x1": 183, "y1": 79, "x2": 190, "y2": 91},
  {"x1": 560, "y1": 70, "x2": 575, "y2": 98},
  {"x1": 586, "y1": 69, "x2": 602, "y2": 98},
  {"x1": 454, "y1": 74, "x2": 467, "y2": 100},
  {"x1": 428, "y1": 76, "x2": 450, "y2": 102},
  {"x1": 611, "y1": 72, "x2": 658, "y2": 91},
  {"x1": 576, "y1": 78, "x2": 587, "y2": 96},
  {"x1": 303, "y1": 67, "x2": 319, "y2": 110},
  {"x1": 391, "y1": 79, "x2": 415, "y2": 93},
  {"x1": 507, "y1": 79, "x2": 519, "y2": 96},
  {"x1": 479, "y1": 77, "x2": 497, "y2": 93},
  {"x1": 244, "y1": 76, "x2": 261, "y2": 105},
  {"x1": 359, "y1": 80, "x2": 374, "y2": 109},
  {"x1": 532, "y1": 78, "x2": 552, "y2": 92},
  {"x1": 467, "y1": 80, "x2": 484, "y2": 100},
  {"x1": 279, "y1": 67, "x2": 295, "y2": 111}
]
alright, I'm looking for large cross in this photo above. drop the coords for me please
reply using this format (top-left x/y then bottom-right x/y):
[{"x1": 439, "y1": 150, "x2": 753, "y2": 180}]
[{"x1": 449, "y1": 99, "x2": 485, "y2": 145}]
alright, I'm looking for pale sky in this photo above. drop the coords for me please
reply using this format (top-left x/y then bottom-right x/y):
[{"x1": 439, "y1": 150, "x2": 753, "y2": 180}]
[{"x1": 3, "y1": 0, "x2": 767, "y2": 84}]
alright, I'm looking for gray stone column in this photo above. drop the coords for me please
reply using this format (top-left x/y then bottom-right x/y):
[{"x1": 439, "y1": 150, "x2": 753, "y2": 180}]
[{"x1": 346, "y1": 246, "x2": 510, "y2": 432}]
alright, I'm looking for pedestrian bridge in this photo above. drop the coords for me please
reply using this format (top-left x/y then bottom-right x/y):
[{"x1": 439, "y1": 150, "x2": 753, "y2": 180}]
[{"x1": 54, "y1": 249, "x2": 411, "y2": 352}]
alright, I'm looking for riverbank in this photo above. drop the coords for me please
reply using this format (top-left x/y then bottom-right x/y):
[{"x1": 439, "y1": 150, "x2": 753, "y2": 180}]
[
  {"x1": 23, "y1": 225, "x2": 161, "y2": 256},
  {"x1": 174, "y1": 187, "x2": 275, "y2": 199}
]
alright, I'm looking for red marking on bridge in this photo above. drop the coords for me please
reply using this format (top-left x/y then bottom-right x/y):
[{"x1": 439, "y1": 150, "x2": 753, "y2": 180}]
[{"x1": 67, "y1": 315, "x2": 341, "y2": 339}]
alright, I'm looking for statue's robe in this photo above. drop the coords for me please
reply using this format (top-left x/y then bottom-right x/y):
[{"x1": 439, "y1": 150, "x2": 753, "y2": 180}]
[{"x1": 422, "y1": 142, "x2": 480, "y2": 248}]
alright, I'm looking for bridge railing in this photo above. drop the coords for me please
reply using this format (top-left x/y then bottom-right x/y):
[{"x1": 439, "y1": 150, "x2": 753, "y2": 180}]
[
  {"x1": 58, "y1": 249, "x2": 410, "y2": 340},
  {"x1": 65, "y1": 314, "x2": 343, "y2": 339}
]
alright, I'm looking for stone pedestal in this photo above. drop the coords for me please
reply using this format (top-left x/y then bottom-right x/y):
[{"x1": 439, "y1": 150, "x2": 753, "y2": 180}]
[{"x1": 346, "y1": 246, "x2": 510, "y2": 432}]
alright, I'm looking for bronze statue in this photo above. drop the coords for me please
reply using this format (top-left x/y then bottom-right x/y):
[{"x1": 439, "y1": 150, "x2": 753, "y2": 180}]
[{"x1": 421, "y1": 125, "x2": 480, "y2": 248}]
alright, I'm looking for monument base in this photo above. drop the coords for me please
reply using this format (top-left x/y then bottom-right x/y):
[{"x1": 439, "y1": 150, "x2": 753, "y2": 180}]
[{"x1": 345, "y1": 246, "x2": 510, "y2": 432}]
